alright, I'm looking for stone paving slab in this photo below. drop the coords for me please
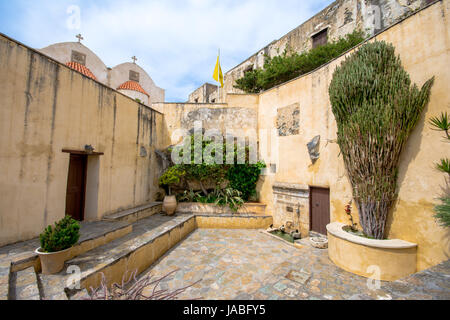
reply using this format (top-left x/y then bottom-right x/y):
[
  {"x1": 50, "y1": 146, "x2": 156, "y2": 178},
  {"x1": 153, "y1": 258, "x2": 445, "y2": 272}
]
[
  {"x1": 140, "y1": 229, "x2": 450, "y2": 300},
  {"x1": 11, "y1": 267, "x2": 40, "y2": 300},
  {"x1": 0, "y1": 260, "x2": 10, "y2": 300}
]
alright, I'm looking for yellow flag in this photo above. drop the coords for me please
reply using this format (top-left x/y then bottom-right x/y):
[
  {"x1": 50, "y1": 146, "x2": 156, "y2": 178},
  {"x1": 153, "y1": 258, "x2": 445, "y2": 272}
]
[{"x1": 213, "y1": 54, "x2": 224, "y2": 88}]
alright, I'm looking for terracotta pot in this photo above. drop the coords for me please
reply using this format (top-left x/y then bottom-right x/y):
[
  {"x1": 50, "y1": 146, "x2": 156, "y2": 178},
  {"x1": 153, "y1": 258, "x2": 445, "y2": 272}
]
[
  {"x1": 163, "y1": 195, "x2": 178, "y2": 216},
  {"x1": 35, "y1": 247, "x2": 72, "y2": 275}
]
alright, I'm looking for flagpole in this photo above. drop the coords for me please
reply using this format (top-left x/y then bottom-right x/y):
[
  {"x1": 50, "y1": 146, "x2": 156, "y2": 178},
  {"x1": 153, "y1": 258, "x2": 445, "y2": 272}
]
[{"x1": 218, "y1": 49, "x2": 220, "y2": 103}]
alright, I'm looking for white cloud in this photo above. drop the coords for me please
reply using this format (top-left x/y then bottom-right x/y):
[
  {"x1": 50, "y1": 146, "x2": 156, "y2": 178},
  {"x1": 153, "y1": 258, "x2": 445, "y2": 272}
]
[{"x1": 4, "y1": 0, "x2": 334, "y2": 101}]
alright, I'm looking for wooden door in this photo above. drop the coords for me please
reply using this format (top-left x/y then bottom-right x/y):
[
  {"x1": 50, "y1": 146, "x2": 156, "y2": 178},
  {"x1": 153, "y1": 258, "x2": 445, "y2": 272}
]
[
  {"x1": 310, "y1": 187, "x2": 330, "y2": 235},
  {"x1": 65, "y1": 154, "x2": 87, "y2": 221}
]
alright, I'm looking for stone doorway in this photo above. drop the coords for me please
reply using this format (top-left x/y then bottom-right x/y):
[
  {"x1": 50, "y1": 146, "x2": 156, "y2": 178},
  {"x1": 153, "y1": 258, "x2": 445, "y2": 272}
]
[
  {"x1": 309, "y1": 187, "x2": 330, "y2": 235},
  {"x1": 65, "y1": 154, "x2": 88, "y2": 221}
]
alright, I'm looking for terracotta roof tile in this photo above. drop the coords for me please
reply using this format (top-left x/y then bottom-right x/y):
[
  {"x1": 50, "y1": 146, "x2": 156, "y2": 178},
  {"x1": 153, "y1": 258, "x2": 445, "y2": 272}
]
[
  {"x1": 117, "y1": 80, "x2": 149, "y2": 97},
  {"x1": 65, "y1": 62, "x2": 97, "y2": 81}
]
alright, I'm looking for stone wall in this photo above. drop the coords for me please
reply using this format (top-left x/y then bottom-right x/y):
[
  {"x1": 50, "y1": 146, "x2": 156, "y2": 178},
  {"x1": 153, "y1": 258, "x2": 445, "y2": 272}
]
[
  {"x1": 272, "y1": 183, "x2": 310, "y2": 237},
  {"x1": 0, "y1": 34, "x2": 165, "y2": 246},
  {"x1": 188, "y1": 83, "x2": 219, "y2": 103},
  {"x1": 153, "y1": 100, "x2": 259, "y2": 147},
  {"x1": 222, "y1": 0, "x2": 432, "y2": 100}
]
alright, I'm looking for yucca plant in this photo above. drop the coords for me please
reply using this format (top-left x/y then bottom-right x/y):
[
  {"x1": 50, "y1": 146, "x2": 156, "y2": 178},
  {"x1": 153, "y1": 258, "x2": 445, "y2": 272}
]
[
  {"x1": 429, "y1": 112, "x2": 450, "y2": 227},
  {"x1": 436, "y1": 158, "x2": 450, "y2": 175},
  {"x1": 329, "y1": 41, "x2": 434, "y2": 239},
  {"x1": 429, "y1": 112, "x2": 449, "y2": 139},
  {"x1": 429, "y1": 112, "x2": 449, "y2": 175}
]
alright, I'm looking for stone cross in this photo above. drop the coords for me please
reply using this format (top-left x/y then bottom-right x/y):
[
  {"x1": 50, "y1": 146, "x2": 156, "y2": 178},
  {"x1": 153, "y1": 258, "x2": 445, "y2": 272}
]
[
  {"x1": 132, "y1": 56, "x2": 137, "y2": 64},
  {"x1": 76, "y1": 34, "x2": 84, "y2": 43}
]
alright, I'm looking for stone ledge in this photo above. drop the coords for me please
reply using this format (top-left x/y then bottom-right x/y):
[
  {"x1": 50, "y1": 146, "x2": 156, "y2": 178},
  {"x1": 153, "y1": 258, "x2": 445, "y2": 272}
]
[
  {"x1": 272, "y1": 182, "x2": 309, "y2": 191},
  {"x1": 326, "y1": 223, "x2": 417, "y2": 249},
  {"x1": 176, "y1": 202, "x2": 267, "y2": 216},
  {"x1": 259, "y1": 230, "x2": 304, "y2": 250},
  {"x1": 103, "y1": 202, "x2": 163, "y2": 222},
  {"x1": 7, "y1": 220, "x2": 132, "y2": 274}
]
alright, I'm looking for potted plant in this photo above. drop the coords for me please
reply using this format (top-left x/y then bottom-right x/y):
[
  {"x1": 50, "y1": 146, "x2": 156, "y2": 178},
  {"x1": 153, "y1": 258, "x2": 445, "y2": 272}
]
[
  {"x1": 159, "y1": 166, "x2": 185, "y2": 216},
  {"x1": 35, "y1": 216, "x2": 80, "y2": 275}
]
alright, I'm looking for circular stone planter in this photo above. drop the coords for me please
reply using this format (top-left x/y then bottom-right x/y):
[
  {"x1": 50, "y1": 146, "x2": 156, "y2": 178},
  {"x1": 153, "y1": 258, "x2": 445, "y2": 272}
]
[
  {"x1": 35, "y1": 247, "x2": 72, "y2": 275},
  {"x1": 327, "y1": 222, "x2": 417, "y2": 281},
  {"x1": 310, "y1": 237, "x2": 328, "y2": 249}
]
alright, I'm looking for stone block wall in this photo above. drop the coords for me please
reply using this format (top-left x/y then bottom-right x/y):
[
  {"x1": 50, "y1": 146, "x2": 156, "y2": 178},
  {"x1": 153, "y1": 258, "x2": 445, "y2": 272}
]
[
  {"x1": 272, "y1": 183, "x2": 310, "y2": 237},
  {"x1": 221, "y1": 0, "x2": 431, "y2": 100}
]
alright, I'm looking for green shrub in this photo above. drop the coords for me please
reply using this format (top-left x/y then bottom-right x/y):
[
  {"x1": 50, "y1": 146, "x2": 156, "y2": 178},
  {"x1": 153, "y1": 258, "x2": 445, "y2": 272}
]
[
  {"x1": 39, "y1": 216, "x2": 80, "y2": 253},
  {"x1": 168, "y1": 134, "x2": 265, "y2": 199},
  {"x1": 211, "y1": 188, "x2": 245, "y2": 212},
  {"x1": 162, "y1": 133, "x2": 266, "y2": 205},
  {"x1": 329, "y1": 41, "x2": 434, "y2": 239},
  {"x1": 235, "y1": 30, "x2": 366, "y2": 93},
  {"x1": 159, "y1": 165, "x2": 186, "y2": 195},
  {"x1": 178, "y1": 189, "x2": 202, "y2": 202},
  {"x1": 227, "y1": 162, "x2": 266, "y2": 201}
]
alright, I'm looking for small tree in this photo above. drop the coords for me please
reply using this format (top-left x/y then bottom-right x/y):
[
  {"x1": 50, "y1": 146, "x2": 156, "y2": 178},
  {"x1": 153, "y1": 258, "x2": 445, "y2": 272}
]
[{"x1": 329, "y1": 41, "x2": 434, "y2": 239}]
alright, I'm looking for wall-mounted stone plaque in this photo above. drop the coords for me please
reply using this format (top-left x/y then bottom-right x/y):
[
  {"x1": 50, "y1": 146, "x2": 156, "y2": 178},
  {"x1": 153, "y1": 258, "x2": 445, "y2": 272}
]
[
  {"x1": 129, "y1": 70, "x2": 140, "y2": 82},
  {"x1": 71, "y1": 50, "x2": 86, "y2": 65},
  {"x1": 277, "y1": 103, "x2": 300, "y2": 136}
]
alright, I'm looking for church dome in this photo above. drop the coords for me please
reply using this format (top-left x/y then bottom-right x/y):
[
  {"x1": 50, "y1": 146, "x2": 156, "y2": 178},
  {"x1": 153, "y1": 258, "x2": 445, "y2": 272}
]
[
  {"x1": 117, "y1": 80, "x2": 150, "y2": 97},
  {"x1": 65, "y1": 61, "x2": 97, "y2": 81}
]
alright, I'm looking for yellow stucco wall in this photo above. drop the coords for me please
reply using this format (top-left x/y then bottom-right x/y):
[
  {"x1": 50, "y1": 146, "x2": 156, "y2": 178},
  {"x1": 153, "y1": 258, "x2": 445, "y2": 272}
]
[
  {"x1": 253, "y1": 1, "x2": 450, "y2": 271},
  {"x1": 0, "y1": 35, "x2": 165, "y2": 246}
]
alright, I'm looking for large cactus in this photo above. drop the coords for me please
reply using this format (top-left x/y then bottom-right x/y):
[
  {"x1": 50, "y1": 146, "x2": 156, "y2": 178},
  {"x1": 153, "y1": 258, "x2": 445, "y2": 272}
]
[{"x1": 329, "y1": 41, "x2": 434, "y2": 239}]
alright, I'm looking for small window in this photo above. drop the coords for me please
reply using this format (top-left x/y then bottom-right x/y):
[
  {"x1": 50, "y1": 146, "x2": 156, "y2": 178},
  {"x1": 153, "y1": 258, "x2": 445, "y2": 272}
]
[
  {"x1": 194, "y1": 98, "x2": 199, "y2": 103},
  {"x1": 71, "y1": 50, "x2": 86, "y2": 65},
  {"x1": 244, "y1": 65, "x2": 254, "y2": 74},
  {"x1": 129, "y1": 70, "x2": 140, "y2": 82},
  {"x1": 211, "y1": 99, "x2": 216, "y2": 103},
  {"x1": 312, "y1": 29, "x2": 328, "y2": 49}
]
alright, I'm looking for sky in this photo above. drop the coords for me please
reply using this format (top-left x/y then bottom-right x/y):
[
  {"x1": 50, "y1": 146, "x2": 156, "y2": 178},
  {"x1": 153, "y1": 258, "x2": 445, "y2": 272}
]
[{"x1": 0, "y1": 0, "x2": 334, "y2": 102}]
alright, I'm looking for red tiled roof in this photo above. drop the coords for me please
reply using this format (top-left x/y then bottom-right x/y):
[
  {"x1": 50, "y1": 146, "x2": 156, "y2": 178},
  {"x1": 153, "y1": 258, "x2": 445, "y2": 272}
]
[
  {"x1": 117, "y1": 80, "x2": 149, "y2": 97},
  {"x1": 65, "y1": 62, "x2": 97, "y2": 81}
]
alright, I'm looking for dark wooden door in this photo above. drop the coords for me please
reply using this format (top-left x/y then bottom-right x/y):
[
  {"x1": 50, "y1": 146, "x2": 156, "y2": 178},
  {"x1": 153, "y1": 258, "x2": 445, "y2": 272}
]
[
  {"x1": 65, "y1": 154, "x2": 87, "y2": 221},
  {"x1": 310, "y1": 187, "x2": 330, "y2": 235}
]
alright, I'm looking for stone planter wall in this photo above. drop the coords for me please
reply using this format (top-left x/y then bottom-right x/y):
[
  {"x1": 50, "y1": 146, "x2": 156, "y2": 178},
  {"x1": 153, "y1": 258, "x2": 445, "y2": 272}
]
[
  {"x1": 176, "y1": 202, "x2": 267, "y2": 216},
  {"x1": 327, "y1": 222, "x2": 418, "y2": 281}
]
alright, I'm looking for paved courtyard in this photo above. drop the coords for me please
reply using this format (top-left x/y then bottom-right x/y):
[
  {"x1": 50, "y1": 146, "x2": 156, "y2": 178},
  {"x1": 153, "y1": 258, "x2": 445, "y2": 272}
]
[{"x1": 142, "y1": 229, "x2": 450, "y2": 300}]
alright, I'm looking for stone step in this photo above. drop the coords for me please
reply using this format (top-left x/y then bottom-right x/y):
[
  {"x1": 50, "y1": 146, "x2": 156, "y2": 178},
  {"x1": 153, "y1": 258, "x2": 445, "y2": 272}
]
[
  {"x1": 2, "y1": 220, "x2": 133, "y2": 275},
  {"x1": 36, "y1": 273, "x2": 68, "y2": 300},
  {"x1": 103, "y1": 202, "x2": 163, "y2": 223},
  {"x1": 9, "y1": 267, "x2": 41, "y2": 300},
  {"x1": 39, "y1": 214, "x2": 195, "y2": 299}
]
